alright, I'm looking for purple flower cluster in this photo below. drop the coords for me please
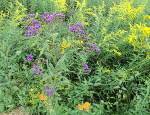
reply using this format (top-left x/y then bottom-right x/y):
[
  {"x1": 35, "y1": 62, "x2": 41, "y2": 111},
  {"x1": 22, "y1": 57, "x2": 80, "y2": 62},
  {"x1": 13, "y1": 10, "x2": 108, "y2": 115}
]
[
  {"x1": 69, "y1": 23, "x2": 84, "y2": 32},
  {"x1": 82, "y1": 43, "x2": 100, "y2": 54},
  {"x1": 25, "y1": 24, "x2": 41, "y2": 36},
  {"x1": 44, "y1": 85, "x2": 56, "y2": 96},
  {"x1": 32, "y1": 66, "x2": 43, "y2": 75},
  {"x1": 83, "y1": 63, "x2": 91, "y2": 72},
  {"x1": 21, "y1": 14, "x2": 41, "y2": 36},
  {"x1": 68, "y1": 23, "x2": 88, "y2": 39},
  {"x1": 24, "y1": 54, "x2": 34, "y2": 61},
  {"x1": 87, "y1": 43, "x2": 100, "y2": 52},
  {"x1": 40, "y1": 12, "x2": 65, "y2": 22},
  {"x1": 28, "y1": 14, "x2": 35, "y2": 18}
]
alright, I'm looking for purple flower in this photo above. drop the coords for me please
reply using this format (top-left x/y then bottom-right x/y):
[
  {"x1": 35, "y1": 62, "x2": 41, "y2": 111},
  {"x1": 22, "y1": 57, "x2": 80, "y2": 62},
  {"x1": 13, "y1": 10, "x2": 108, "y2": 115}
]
[
  {"x1": 31, "y1": 66, "x2": 43, "y2": 75},
  {"x1": 37, "y1": 70, "x2": 43, "y2": 75},
  {"x1": 28, "y1": 14, "x2": 35, "y2": 17},
  {"x1": 28, "y1": 54, "x2": 34, "y2": 58},
  {"x1": 34, "y1": 25, "x2": 42, "y2": 28},
  {"x1": 69, "y1": 10, "x2": 74, "y2": 14},
  {"x1": 33, "y1": 66, "x2": 40, "y2": 69},
  {"x1": 85, "y1": 69, "x2": 91, "y2": 72},
  {"x1": 30, "y1": 19, "x2": 40, "y2": 24},
  {"x1": 24, "y1": 57, "x2": 32, "y2": 61},
  {"x1": 24, "y1": 54, "x2": 34, "y2": 61},
  {"x1": 40, "y1": 12, "x2": 65, "y2": 23},
  {"x1": 25, "y1": 34, "x2": 31, "y2": 36},
  {"x1": 44, "y1": 85, "x2": 51, "y2": 90},
  {"x1": 76, "y1": 23, "x2": 84, "y2": 27},
  {"x1": 82, "y1": 52, "x2": 86, "y2": 54},
  {"x1": 83, "y1": 63, "x2": 91, "y2": 72},
  {"x1": 68, "y1": 27, "x2": 74, "y2": 31},
  {"x1": 83, "y1": 63, "x2": 90, "y2": 70},
  {"x1": 46, "y1": 92, "x2": 52, "y2": 96},
  {"x1": 44, "y1": 12, "x2": 50, "y2": 15},
  {"x1": 94, "y1": 47, "x2": 100, "y2": 51},
  {"x1": 87, "y1": 43, "x2": 100, "y2": 52},
  {"x1": 21, "y1": 19, "x2": 27, "y2": 21},
  {"x1": 46, "y1": 87, "x2": 56, "y2": 96},
  {"x1": 87, "y1": 43, "x2": 96, "y2": 47},
  {"x1": 32, "y1": 70, "x2": 37, "y2": 74},
  {"x1": 46, "y1": 18, "x2": 53, "y2": 22}
]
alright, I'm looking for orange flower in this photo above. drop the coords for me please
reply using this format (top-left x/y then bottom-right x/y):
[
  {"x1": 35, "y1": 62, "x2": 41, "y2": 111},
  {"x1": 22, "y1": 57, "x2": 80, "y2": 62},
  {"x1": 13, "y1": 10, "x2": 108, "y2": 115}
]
[
  {"x1": 83, "y1": 102, "x2": 90, "y2": 108},
  {"x1": 78, "y1": 104, "x2": 84, "y2": 110},
  {"x1": 85, "y1": 107, "x2": 89, "y2": 112},
  {"x1": 78, "y1": 102, "x2": 90, "y2": 112},
  {"x1": 39, "y1": 94, "x2": 47, "y2": 100}
]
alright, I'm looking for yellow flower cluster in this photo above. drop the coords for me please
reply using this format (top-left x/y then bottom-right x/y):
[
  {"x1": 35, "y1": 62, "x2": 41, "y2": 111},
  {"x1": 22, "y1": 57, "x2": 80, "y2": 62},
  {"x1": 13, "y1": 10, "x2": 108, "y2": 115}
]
[
  {"x1": 145, "y1": 15, "x2": 150, "y2": 20},
  {"x1": 75, "y1": 0, "x2": 89, "y2": 25},
  {"x1": 50, "y1": 0, "x2": 68, "y2": 12},
  {"x1": 8, "y1": 1, "x2": 27, "y2": 26},
  {"x1": 126, "y1": 24, "x2": 150, "y2": 50},
  {"x1": 110, "y1": 0, "x2": 145, "y2": 22},
  {"x1": 61, "y1": 41, "x2": 71, "y2": 54}
]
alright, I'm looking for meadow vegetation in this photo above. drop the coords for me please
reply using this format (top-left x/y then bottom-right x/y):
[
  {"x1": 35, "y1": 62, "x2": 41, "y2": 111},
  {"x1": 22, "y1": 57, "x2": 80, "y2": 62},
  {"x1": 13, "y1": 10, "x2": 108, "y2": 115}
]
[{"x1": 0, "y1": 0, "x2": 150, "y2": 114}]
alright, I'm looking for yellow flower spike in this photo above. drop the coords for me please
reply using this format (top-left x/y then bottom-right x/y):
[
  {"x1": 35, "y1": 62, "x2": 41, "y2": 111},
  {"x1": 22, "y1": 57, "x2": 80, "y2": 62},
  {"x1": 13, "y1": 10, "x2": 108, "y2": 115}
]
[
  {"x1": 61, "y1": 49, "x2": 65, "y2": 54},
  {"x1": 50, "y1": 0, "x2": 68, "y2": 12}
]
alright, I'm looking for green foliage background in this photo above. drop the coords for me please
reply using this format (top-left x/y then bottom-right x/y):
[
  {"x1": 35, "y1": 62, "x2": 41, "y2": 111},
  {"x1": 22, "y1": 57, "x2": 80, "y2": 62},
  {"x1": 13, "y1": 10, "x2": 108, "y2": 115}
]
[{"x1": 0, "y1": 0, "x2": 150, "y2": 114}]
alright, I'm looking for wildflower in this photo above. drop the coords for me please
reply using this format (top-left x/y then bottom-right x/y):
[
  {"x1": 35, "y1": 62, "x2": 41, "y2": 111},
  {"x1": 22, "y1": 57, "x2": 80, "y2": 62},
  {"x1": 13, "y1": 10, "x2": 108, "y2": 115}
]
[
  {"x1": 83, "y1": 63, "x2": 90, "y2": 70},
  {"x1": 37, "y1": 70, "x2": 43, "y2": 75},
  {"x1": 87, "y1": 43, "x2": 100, "y2": 52},
  {"x1": 78, "y1": 105, "x2": 84, "y2": 110},
  {"x1": 85, "y1": 70, "x2": 91, "y2": 72},
  {"x1": 83, "y1": 102, "x2": 90, "y2": 108},
  {"x1": 44, "y1": 85, "x2": 51, "y2": 90},
  {"x1": 21, "y1": 19, "x2": 27, "y2": 21},
  {"x1": 32, "y1": 70, "x2": 37, "y2": 74},
  {"x1": 39, "y1": 94, "x2": 47, "y2": 100},
  {"x1": 30, "y1": 19, "x2": 40, "y2": 24},
  {"x1": 28, "y1": 14, "x2": 35, "y2": 17},
  {"x1": 76, "y1": 23, "x2": 84, "y2": 27},
  {"x1": 69, "y1": 10, "x2": 74, "y2": 14},
  {"x1": 40, "y1": 12, "x2": 65, "y2": 23},
  {"x1": 87, "y1": 43, "x2": 96, "y2": 47},
  {"x1": 61, "y1": 41, "x2": 71, "y2": 55},
  {"x1": 78, "y1": 102, "x2": 90, "y2": 112},
  {"x1": 25, "y1": 24, "x2": 41, "y2": 36},
  {"x1": 32, "y1": 66, "x2": 43, "y2": 75},
  {"x1": 83, "y1": 63, "x2": 91, "y2": 72},
  {"x1": 68, "y1": 23, "x2": 84, "y2": 33},
  {"x1": 93, "y1": 46, "x2": 100, "y2": 51},
  {"x1": 44, "y1": 86, "x2": 56, "y2": 96},
  {"x1": 24, "y1": 54, "x2": 34, "y2": 61},
  {"x1": 25, "y1": 33, "x2": 31, "y2": 36},
  {"x1": 33, "y1": 66, "x2": 40, "y2": 69}
]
